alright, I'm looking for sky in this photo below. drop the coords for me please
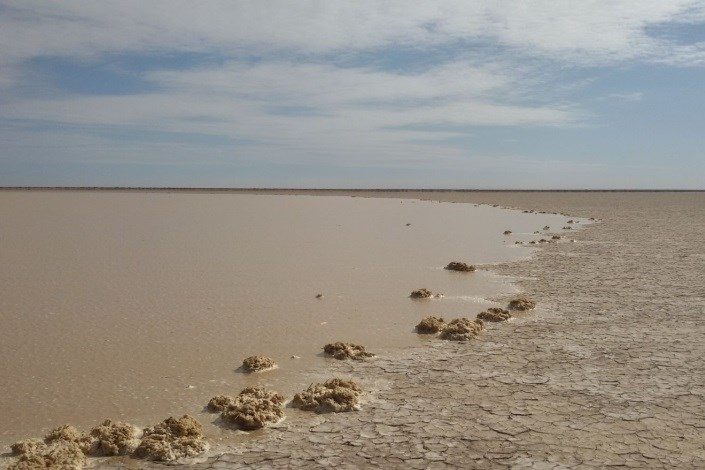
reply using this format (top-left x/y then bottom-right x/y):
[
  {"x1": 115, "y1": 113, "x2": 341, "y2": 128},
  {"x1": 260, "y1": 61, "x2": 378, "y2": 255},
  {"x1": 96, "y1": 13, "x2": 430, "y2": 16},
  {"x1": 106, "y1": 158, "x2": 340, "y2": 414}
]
[{"x1": 1, "y1": 1, "x2": 705, "y2": 189}]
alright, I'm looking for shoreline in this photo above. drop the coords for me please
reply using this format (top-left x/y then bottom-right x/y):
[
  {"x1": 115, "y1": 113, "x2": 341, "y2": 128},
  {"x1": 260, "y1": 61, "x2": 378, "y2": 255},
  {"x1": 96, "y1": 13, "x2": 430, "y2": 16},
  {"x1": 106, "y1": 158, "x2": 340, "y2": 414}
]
[
  {"x1": 167, "y1": 192, "x2": 594, "y2": 468},
  {"x1": 0, "y1": 194, "x2": 568, "y2": 466},
  {"x1": 4, "y1": 190, "x2": 703, "y2": 468},
  {"x1": 133, "y1": 190, "x2": 705, "y2": 468}
]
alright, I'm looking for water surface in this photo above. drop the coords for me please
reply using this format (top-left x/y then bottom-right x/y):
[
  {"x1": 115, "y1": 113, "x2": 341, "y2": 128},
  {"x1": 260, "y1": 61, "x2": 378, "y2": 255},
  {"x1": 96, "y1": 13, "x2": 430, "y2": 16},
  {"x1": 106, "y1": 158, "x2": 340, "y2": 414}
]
[{"x1": 0, "y1": 191, "x2": 572, "y2": 446}]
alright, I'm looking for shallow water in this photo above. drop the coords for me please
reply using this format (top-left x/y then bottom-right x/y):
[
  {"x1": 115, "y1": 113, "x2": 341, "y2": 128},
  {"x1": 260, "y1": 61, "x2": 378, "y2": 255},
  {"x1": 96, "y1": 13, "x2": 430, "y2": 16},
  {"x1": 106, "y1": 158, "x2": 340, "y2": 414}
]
[{"x1": 0, "y1": 191, "x2": 576, "y2": 447}]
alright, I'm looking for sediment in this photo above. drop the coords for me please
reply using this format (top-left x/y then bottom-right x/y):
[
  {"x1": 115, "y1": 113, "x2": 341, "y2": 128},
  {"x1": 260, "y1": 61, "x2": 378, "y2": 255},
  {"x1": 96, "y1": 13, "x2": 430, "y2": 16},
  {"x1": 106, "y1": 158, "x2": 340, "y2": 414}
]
[
  {"x1": 44, "y1": 425, "x2": 92, "y2": 454},
  {"x1": 477, "y1": 307, "x2": 512, "y2": 322},
  {"x1": 508, "y1": 296, "x2": 537, "y2": 311},
  {"x1": 291, "y1": 379, "x2": 362, "y2": 413},
  {"x1": 219, "y1": 387, "x2": 285, "y2": 431},
  {"x1": 242, "y1": 355, "x2": 277, "y2": 372},
  {"x1": 8, "y1": 420, "x2": 139, "y2": 468},
  {"x1": 207, "y1": 395, "x2": 234, "y2": 413},
  {"x1": 133, "y1": 415, "x2": 209, "y2": 462},
  {"x1": 9, "y1": 440, "x2": 86, "y2": 470},
  {"x1": 439, "y1": 318, "x2": 484, "y2": 341},
  {"x1": 10, "y1": 439, "x2": 44, "y2": 457},
  {"x1": 409, "y1": 288, "x2": 434, "y2": 299},
  {"x1": 323, "y1": 342, "x2": 375, "y2": 361},
  {"x1": 415, "y1": 316, "x2": 446, "y2": 334},
  {"x1": 444, "y1": 261, "x2": 475, "y2": 272},
  {"x1": 88, "y1": 420, "x2": 140, "y2": 456}
]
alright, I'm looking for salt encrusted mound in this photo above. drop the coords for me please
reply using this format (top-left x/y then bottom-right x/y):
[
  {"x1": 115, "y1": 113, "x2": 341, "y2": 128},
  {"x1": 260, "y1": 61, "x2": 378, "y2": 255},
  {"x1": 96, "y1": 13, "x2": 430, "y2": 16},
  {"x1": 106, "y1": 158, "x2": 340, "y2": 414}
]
[
  {"x1": 439, "y1": 318, "x2": 484, "y2": 341},
  {"x1": 44, "y1": 425, "x2": 93, "y2": 454},
  {"x1": 237, "y1": 386, "x2": 285, "y2": 405},
  {"x1": 10, "y1": 439, "x2": 44, "y2": 456},
  {"x1": 242, "y1": 355, "x2": 277, "y2": 372},
  {"x1": 134, "y1": 415, "x2": 209, "y2": 462},
  {"x1": 503, "y1": 230, "x2": 512, "y2": 235},
  {"x1": 292, "y1": 378, "x2": 362, "y2": 413},
  {"x1": 220, "y1": 386, "x2": 285, "y2": 430},
  {"x1": 415, "y1": 316, "x2": 446, "y2": 334},
  {"x1": 444, "y1": 261, "x2": 475, "y2": 272},
  {"x1": 88, "y1": 419, "x2": 140, "y2": 456},
  {"x1": 323, "y1": 342, "x2": 375, "y2": 360},
  {"x1": 9, "y1": 440, "x2": 86, "y2": 470},
  {"x1": 207, "y1": 387, "x2": 284, "y2": 416},
  {"x1": 9, "y1": 423, "x2": 105, "y2": 468},
  {"x1": 410, "y1": 288, "x2": 437, "y2": 299},
  {"x1": 222, "y1": 399, "x2": 283, "y2": 431},
  {"x1": 477, "y1": 307, "x2": 512, "y2": 322},
  {"x1": 207, "y1": 395, "x2": 235, "y2": 412},
  {"x1": 508, "y1": 296, "x2": 537, "y2": 311}
]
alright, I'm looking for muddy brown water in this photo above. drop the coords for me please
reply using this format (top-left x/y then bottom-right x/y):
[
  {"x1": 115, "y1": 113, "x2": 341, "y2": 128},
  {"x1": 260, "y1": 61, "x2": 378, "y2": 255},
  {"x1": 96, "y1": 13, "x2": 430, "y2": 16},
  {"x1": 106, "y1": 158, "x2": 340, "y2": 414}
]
[{"x1": 0, "y1": 191, "x2": 576, "y2": 449}]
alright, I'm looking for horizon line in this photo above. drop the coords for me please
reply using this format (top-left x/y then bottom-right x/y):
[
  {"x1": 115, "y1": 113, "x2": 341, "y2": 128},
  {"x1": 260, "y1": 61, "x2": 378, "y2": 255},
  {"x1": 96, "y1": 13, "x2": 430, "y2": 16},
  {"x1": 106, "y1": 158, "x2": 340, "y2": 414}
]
[{"x1": 1, "y1": 187, "x2": 704, "y2": 193}]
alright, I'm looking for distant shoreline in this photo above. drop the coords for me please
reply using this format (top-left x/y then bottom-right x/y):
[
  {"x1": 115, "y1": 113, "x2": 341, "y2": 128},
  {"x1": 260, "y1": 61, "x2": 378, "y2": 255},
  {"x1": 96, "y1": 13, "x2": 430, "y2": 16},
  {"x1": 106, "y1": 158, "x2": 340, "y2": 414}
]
[{"x1": 1, "y1": 187, "x2": 703, "y2": 193}]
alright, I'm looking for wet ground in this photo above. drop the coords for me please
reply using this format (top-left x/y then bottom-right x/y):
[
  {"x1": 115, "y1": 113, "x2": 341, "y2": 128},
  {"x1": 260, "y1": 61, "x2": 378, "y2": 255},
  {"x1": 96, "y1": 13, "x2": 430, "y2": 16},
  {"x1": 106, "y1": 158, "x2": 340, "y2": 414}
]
[
  {"x1": 6, "y1": 190, "x2": 705, "y2": 469},
  {"x1": 173, "y1": 190, "x2": 704, "y2": 469}
]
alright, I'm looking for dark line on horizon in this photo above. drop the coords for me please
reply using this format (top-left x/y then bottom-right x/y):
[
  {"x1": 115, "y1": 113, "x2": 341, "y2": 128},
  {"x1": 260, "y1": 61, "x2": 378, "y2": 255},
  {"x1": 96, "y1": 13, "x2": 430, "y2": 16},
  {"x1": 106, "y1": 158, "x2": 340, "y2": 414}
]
[{"x1": 0, "y1": 187, "x2": 703, "y2": 193}]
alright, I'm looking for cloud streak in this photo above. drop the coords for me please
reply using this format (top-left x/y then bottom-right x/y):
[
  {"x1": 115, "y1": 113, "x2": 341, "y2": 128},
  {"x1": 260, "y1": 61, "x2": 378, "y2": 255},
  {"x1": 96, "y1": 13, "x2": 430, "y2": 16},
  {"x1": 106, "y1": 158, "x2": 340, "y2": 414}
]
[{"x1": 1, "y1": 1, "x2": 704, "y2": 187}]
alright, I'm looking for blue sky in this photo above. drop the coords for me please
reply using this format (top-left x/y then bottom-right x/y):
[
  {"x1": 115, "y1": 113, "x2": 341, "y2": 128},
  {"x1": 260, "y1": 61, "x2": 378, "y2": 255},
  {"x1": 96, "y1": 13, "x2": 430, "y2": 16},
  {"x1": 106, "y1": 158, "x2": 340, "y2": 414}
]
[{"x1": 1, "y1": 1, "x2": 705, "y2": 188}]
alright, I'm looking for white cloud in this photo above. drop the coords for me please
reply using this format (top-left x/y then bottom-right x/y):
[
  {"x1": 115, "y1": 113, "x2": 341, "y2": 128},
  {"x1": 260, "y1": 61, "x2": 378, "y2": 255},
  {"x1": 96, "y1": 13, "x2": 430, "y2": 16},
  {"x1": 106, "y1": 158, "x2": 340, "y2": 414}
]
[
  {"x1": 0, "y1": 58, "x2": 581, "y2": 168},
  {"x1": 147, "y1": 61, "x2": 511, "y2": 104},
  {"x1": 1, "y1": 0, "x2": 704, "y2": 185},
  {"x1": 2, "y1": 1, "x2": 705, "y2": 65},
  {"x1": 602, "y1": 92, "x2": 644, "y2": 102}
]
